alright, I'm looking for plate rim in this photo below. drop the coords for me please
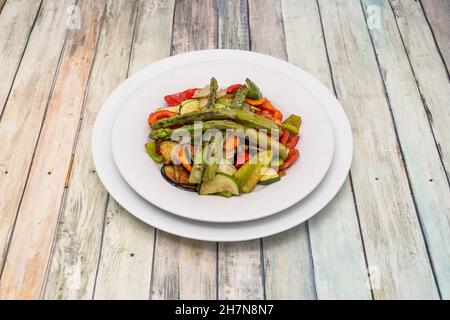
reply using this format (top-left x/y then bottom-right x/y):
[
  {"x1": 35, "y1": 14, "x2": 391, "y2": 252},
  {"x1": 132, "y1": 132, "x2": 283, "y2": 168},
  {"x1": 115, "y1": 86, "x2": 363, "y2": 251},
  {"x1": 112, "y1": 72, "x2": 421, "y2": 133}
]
[
  {"x1": 110, "y1": 55, "x2": 335, "y2": 223},
  {"x1": 92, "y1": 49, "x2": 353, "y2": 242}
]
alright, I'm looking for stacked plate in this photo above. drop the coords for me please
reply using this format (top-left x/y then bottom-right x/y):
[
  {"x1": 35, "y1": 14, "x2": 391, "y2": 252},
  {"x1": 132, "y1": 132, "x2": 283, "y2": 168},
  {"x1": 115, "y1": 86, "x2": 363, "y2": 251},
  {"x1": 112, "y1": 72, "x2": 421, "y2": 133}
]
[{"x1": 92, "y1": 50, "x2": 353, "y2": 242}]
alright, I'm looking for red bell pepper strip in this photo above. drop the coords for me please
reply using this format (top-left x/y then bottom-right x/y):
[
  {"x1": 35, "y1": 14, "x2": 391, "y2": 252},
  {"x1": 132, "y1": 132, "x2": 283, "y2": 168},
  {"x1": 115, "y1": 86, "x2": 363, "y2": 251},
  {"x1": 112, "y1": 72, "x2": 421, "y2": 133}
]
[
  {"x1": 286, "y1": 135, "x2": 300, "y2": 149},
  {"x1": 226, "y1": 84, "x2": 242, "y2": 93},
  {"x1": 280, "y1": 130, "x2": 290, "y2": 145},
  {"x1": 148, "y1": 110, "x2": 178, "y2": 126},
  {"x1": 164, "y1": 88, "x2": 198, "y2": 106},
  {"x1": 279, "y1": 149, "x2": 299, "y2": 170},
  {"x1": 235, "y1": 152, "x2": 250, "y2": 169}
]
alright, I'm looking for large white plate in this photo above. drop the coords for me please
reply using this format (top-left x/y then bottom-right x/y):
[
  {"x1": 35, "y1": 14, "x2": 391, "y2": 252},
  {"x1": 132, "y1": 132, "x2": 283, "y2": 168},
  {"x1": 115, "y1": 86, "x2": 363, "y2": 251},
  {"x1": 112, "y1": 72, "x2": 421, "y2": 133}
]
[
  {"x1": 92, "y1": 50, "x2": 353, "y2": 242},
  {"x1": 111, "y1": 59, "x2": 334, "y2": 223}
]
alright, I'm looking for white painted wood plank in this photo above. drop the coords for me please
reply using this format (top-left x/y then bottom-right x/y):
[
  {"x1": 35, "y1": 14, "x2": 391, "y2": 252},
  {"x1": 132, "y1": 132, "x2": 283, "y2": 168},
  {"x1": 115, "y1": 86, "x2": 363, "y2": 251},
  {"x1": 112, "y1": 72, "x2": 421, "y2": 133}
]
[
  {"x1": 389, "y1": 0, "x2": 450, "y2": 179},
  {"x1": 0, "y1": 0, "x2": 41, "y2": 116},
  {"x1": 217, "y1": 0, "x2": 264, "y2": 300},
  {"x1": 420, "y1": 0, "x2": 450, "y2": 73},
  {"x1": 0, "y1": 0, "x2": 104, "y2": 299},
  {"x1": 150, "y1": 0, "x2": 217, "y2": 300},
  {"x1": 0, "y1": 0, "x2": 7, "y2": 14},
  {"x1": 318, "y1": 0, "x2": 438, "y2": 299},
  {"x1": 0, "y1": 0, "x2": 75, "y2": 283},
  {"x1": 282, "y1": 0, "x2": 371, "y2": 300},
  {"x1": 44, "y1": 0, "x2": 137, "y2": 300},
  {"x1": 248, "y1": 0, "x2": 316, "y2": 300},
  {"x1": 362, "y1": 0, "x2": 450, "y2": 299},
  {"x1": 94, "y1": 0, "x2": 175, "y2": 300},
  {"x1": 94, "y1": 199, "x2": 154, "y2": 300}
]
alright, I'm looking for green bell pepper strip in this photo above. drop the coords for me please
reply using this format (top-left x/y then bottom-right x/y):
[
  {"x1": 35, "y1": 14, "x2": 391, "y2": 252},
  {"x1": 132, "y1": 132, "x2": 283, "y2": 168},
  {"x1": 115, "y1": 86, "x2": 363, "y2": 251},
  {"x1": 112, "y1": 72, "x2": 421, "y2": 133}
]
[
  {"x1": 245, "y1": 78, "x2": 262, "y2": 100},
  {"x1": 145, "y1": 141, "x2": 164, "y2": 163},
  {"x1": 233, "y1": 150, "x2": 272, "y2": 193},
  {"x1": 282, "y1": 114, "x2": 302, "y2": 135}
]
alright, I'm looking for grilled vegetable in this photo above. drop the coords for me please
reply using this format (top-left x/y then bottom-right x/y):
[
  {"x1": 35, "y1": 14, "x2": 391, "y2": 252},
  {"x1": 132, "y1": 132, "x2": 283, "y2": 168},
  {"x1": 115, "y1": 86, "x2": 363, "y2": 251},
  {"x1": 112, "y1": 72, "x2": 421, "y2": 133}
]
[
  {"x1": 159, "y1": 141, "x2": 177, "y2": 164},
  {"x1": 145, "y1": 141, "x2": 164, "y2": 163},
  {"x1": 161, "y1": 165, "x2": 197, "y2": 191},
  {"x1": 216, "y1": 98, "x2": 232, "y2": 107},
  {"x1": 258, "y1": 167, "x2": 281, "y2": 185},
  {"x1": 204, "y1": 77, "x2": 218, "y2": 110},
  {"x1": 226, "y1": 84, "x2": 242, "y2": 93},
  {"x1": 189, "y1": 146, "x2": 204, "y2": 184},
  {"x1": 199, "y1": 173, "x2": 240, "y2": 196},
  {"x1": 149, "y1": 120, "x2": 246, "y2": 141},
  {"x1": 164, "y1": 88, "x2": 198, "y2": 106},
  {"x1": 151, "y1": 108, "x2": 279, "y2": 131},
  {"x1": 148, "y1": 110, "x2": 177, "y2": 126},
  {"x1": 282, "y1": 114, "x2": 302, "y2": 135},
  {"x1": 245, "y1": 78, "x2": 262, "y2": 100},
  {"x1": 180, "y1": 99, "x2": 200, "y2": 114},
  {"x1": 217, "y1": 160, "x2": 237, "y2": 176},
  {"x1": 233, "y1": 150, "x2": 271, "y2": 193},
  {"x1": 230, "y1": 85, "x2": 248, "y2": 109}
]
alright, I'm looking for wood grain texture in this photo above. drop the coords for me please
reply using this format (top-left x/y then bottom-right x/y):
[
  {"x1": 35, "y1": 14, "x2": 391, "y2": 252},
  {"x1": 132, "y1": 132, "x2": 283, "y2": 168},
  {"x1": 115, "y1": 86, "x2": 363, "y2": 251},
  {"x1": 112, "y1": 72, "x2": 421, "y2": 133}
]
[
  {"x1": 0, "y1": 0, "x2": 41, "y2": 117},
  {"x1": 420, "y1": 0, "x2": 450, "y2": 72},
  {"x1": 248, "y1": 0, "x2": 316, "y2": 300},
  {"x1": 0, "y1": 0, "x2": 6, "y2": 13},
  {"x1": 171, "y1": 0, "x2": 217, "y2": 52},
  {"x1": 44, "y1": 0, "x2": 137, "y2": 300},
  {"x1": 94, "y1": 199, "x2": 154, "y2": 299},
  {"x1": 281, "y1": 0, "x2": 371, "y2": 300},
  {"x1": 217, "y1": 0, "x2": 264, "y2": 300},
  {"x1": 94, "y1": 0, "x2": 175, "y2": 300},
  {"x1": 0, "y1": 0, "x2": 104, "y2": 299},
  {"x1": 389, "y1": 0, "x2": 450, "y2": 179},
  {"x1": 318, "y1": 0, "x2": 438, "y2": 299},
  {"x1": 0, "y1": 0, "x2": 74, "y2": 283},
  {"x1": 150, "y1": 0, "x2": 217, "y2": 300},
  {"x1": 362, "y1": 0, "x2": 450, "y2": 299}
]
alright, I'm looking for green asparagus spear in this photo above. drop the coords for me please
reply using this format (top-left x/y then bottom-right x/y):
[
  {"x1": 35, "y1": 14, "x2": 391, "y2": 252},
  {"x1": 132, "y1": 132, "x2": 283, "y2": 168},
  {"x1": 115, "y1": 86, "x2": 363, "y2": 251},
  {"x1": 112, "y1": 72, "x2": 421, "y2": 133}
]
[
  {"x1": 149, "y1": 120, "x2": 246, "y2": 140},
  {"x1": 230, "y1": 85, "x2": 248, "y2": 109},
  {"x1": 151, "y1": 108, "x2": 279, "y2": 131},
  {"x1": 204, "y1": 77, "x2": 218, "y2": 110}
]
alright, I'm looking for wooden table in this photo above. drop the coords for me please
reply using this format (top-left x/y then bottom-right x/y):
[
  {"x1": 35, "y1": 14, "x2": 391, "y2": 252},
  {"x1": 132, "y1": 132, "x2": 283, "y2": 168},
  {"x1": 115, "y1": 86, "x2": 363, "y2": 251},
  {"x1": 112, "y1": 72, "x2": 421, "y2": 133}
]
[{"x1": 0, "y1": 0, "x2": 448, "y2": 300}]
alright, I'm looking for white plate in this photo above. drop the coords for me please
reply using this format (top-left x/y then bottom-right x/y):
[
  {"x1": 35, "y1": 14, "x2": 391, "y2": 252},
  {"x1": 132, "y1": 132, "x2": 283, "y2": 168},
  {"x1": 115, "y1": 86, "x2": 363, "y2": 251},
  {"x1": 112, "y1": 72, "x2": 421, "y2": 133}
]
[
  {"x1": 112, "y1": 59, "x2": 334, "y2": 223},
  {"x1": 92, "y1": 50, "x2": 353, "y2": 242}
]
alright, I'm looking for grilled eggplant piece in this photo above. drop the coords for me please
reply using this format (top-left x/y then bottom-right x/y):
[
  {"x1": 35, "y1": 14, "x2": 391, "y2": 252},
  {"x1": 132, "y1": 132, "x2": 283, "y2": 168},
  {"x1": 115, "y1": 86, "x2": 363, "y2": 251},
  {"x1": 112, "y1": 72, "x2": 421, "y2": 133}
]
[{"x1": 161, "y1": 165, "x2": 197, "y2": 192}]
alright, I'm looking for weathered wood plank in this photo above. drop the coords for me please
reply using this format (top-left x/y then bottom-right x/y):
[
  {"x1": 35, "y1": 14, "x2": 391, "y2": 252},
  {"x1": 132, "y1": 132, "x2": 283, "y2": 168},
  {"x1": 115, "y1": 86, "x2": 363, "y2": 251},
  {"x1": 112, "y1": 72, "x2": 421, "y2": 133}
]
[
  {"x1": 318, "y1": 0, "x2": 438, "y2": 299},
  {"x1": 94, "y1": 199, "x2": 154, "y2": 300},
  {"x1": 389, "y1": 0, "x2": 450, "y2": 178},
  {"x1": 0, "y1": 0, "x2": 74, "y2": 282},
  {"x1": 362, "y1": 0, "x2": 450, "y2": 299},
  {"x1": 420, "y1": 0, "x2": 450, "y2": 73},
  {"x1": 0, "y1": 0, "x2": 104, "y2": 299},
  {"x1": 94, "y1": 0, "x2": 175, "y2": 300},
  {"x1": 281, "y1": 0, "x2": 371, "y2": 300},
  {"x1": 0, "y1": 0, "x2": 7, "y2": 13},
  {"x1": 44, "y1": 0, "x2": 137, "y2": 300},
  {"x1": 0, "y1": 0, "x2": 41, "y2": 117},
  {"x1": 248, "y1": 0, "x2": 316, "y2": 300},
  {"x1": 217, "y1": 0, "x2": 264, "y2": 300},
  {"x1": 150, "y1": 0, "x2": 217, "y2": 300}
]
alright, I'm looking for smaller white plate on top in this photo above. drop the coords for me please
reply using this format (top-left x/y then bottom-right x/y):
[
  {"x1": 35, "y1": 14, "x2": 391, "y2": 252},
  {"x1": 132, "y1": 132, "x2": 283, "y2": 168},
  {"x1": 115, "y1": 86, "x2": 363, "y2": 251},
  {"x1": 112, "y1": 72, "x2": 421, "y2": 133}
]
[{"x1": 111, "y1": 59, "x2": 334, "y2": 223}]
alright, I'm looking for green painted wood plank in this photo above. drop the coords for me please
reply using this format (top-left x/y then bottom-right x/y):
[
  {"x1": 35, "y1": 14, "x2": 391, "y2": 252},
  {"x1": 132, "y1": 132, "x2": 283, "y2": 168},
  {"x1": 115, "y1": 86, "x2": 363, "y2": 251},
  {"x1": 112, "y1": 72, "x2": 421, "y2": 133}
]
[
  {"x1": 318, "y1": 0, "x2": 438, "y2": 299},
  {"x1": 282, "y1": 0, "x2": 371, "y2": 300},
  {"x1": 217, "y1": 0, "x2": 264, "y2": 300},
  {"x1": 248, "y1": 0, "x2": 316, "y2": 299},
  {"x1": 362, "y1": 0, "x2": 450, "y2": 299}
]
